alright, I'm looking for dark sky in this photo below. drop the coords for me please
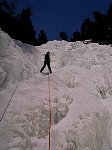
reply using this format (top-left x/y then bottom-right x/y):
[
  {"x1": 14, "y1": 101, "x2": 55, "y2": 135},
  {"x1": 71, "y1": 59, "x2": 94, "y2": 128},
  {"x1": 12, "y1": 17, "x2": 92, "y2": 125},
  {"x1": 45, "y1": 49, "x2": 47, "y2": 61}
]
[{"x1": 16, "y1": 0, "x2": 112, "y2": 40}]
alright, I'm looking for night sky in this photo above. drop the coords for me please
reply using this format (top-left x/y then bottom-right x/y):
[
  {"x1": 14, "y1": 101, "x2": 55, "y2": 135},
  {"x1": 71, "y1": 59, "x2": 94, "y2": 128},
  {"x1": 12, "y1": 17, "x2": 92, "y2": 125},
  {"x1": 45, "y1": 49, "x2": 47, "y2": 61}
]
[{"x1": 16, "y1": 0, "x2": 112, "y2": 40}]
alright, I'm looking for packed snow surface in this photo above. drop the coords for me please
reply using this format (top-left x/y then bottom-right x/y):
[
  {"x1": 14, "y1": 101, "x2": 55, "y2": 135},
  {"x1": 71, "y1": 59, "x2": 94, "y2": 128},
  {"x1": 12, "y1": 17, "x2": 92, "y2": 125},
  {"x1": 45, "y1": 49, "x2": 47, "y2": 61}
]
[{"x1": 0, "y1": 29, "x2": 112, "y2": 150}]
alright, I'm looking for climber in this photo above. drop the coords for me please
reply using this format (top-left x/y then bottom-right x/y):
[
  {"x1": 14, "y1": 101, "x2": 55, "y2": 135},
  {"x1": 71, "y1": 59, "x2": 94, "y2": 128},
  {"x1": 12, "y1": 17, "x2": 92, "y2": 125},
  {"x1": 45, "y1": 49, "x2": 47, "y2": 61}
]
[{"x1": 40, "y1": 51, "x2": 52, "y2": 73}]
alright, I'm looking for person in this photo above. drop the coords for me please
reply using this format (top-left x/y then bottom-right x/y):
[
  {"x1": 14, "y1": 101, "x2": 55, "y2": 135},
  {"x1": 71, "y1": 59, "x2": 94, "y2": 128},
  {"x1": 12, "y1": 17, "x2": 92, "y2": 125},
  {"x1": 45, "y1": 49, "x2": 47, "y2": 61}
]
[{"x1": 40, "y1": 51, "x2": 52, "y2": 73}]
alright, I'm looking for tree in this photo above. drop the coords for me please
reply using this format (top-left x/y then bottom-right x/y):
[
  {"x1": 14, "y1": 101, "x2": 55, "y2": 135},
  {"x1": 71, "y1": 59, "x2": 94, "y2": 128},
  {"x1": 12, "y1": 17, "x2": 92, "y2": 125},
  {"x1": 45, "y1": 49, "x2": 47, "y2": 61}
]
[
  {"x1": 0, "y1": 0, "x2": 15, "y2": 35},
  {"x1": 37, "y1": 30, "x2": 48, "y2": 46},
  {"x1": 17, "y1": 8, "x2": 37, "y2": 45},
  {"x1": 0, "y1": 1, "x2": 37, "y2": 45},
  {"x1": 59, "y1": 31, "x2": 68, "y2": 41},
  {"x1": 106, "y1": 3, "x2": 112, "y2": 43},
  {"x1": 81, "y1": 18, "x2": 96, "y2": 41},
  {"x1": 0, "y1": 0, "x2": 9, "y2": 11},
  {"x1": 70, "y1": 3, "x2": 112, "y2": 44},
  {"x1": 107, "y1": 3, "x2": 112, "y2": 17},
  {"x1": 93, "y1": 11, "x2": 107, "y2": 42},
  {"x1": 70, "y1": 31, "x2": 81, "y2": 42},
  {"x1": 0, "y1": 0, "x2": 17, "y2": 15}
]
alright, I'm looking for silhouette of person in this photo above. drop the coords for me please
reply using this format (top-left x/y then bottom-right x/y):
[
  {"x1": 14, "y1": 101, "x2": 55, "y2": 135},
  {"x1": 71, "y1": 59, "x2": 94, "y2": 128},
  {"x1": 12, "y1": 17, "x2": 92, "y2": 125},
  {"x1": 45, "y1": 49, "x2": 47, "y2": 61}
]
[{"x1": 40, "y1": 51, "x2": 52, "y2": 73}]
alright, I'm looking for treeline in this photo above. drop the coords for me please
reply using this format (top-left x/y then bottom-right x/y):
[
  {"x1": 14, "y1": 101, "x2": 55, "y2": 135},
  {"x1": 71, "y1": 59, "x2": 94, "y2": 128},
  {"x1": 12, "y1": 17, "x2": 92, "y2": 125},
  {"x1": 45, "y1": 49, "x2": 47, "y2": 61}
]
[
  {"x1": 1, "y1": 1, "x2": 112, "y2": 45},
  {"x1": 60, "y1": 3, "x2": 112, "y2": 44},
  {"x1": 0, "y1": 0, "x2": 47, "y2": 46}
]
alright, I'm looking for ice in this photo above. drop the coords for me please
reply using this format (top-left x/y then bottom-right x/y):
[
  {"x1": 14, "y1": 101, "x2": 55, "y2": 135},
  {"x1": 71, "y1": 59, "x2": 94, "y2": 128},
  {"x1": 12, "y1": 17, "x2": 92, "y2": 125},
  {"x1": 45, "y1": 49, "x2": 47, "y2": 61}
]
[{"x1": 0, "y1": 29, "x2": 112, "y2": 149}]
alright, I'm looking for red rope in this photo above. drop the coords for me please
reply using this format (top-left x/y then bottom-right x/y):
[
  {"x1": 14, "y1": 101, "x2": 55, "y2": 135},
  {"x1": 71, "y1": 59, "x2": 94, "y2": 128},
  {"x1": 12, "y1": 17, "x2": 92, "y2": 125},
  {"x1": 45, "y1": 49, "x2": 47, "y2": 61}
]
[{"x1": 48, "y1": 74, "x2": 52, "y2": 150}]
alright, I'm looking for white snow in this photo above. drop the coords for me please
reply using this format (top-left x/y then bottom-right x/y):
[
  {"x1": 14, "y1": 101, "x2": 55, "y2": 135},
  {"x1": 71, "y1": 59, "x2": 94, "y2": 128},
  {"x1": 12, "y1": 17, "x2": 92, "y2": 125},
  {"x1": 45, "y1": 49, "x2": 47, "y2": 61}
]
[{"x1": 0, "y1": 29, "x2": 112, "y2": 150}]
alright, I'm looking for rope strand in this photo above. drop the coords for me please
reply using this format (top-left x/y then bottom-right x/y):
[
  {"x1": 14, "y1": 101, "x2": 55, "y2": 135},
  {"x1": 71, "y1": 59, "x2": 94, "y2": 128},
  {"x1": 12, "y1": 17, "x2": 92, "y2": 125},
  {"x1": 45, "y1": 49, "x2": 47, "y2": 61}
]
[
  {"x1": 0, "y1": 71, "x2": 23, "y2": 123},
  {"x1": 48, "y1": 74, "x2": 52, "y2": 150}
]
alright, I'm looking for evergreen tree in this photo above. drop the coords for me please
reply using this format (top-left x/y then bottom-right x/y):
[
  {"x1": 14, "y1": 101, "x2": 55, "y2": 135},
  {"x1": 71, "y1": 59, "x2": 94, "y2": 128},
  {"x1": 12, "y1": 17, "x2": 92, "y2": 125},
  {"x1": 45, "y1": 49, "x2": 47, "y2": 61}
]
[
  {"x1": 0, "y1": 0, "x2": 15, "y2": 36},
  {"x1": 17, "y1": 8, "x2": 37, "y2": 45},
  {"x1": 81, "y1": 18, "x2": 96, "y2": 41},
  {"x1": 37, "y1": 30, "x2": 48, "y2": 46},
  {"x1": 107, "y1": 3, "x2": 112, "y2": 17},
  {"x1": 0, "y1": 0, "x2": 17, "y2": 15},
  {"x1": 106, "y1": 3, "x2": 112, "y2": 43},
  {"x1": 93, "y1": 11, "x2": 107, "y2": 43},
  {"x1": 0, "y1": 0, "x2": 8, "y2": 10},
  {"x1": 0, "y1": 2, "x2": 37, "y2": 45},
  {"x1": 59, "y1": 31, "x2": 68, "y2": 41},
  {"x1": 71, "y1": 31, "x2": 81, "y2": 42},
  {"x1": 70, "y1": 3, "x2": 112, "y2": 44},
  {"x1": 7, "y1": 0, "x2": 17, "y2": 15}
]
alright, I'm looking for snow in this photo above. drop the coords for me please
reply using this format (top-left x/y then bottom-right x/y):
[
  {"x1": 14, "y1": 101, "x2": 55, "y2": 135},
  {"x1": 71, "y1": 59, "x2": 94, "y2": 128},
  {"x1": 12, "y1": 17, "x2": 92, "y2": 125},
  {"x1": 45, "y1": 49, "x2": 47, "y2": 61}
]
[{"x1": 0, "y1": 28, "x2": 112, "y2": 149}]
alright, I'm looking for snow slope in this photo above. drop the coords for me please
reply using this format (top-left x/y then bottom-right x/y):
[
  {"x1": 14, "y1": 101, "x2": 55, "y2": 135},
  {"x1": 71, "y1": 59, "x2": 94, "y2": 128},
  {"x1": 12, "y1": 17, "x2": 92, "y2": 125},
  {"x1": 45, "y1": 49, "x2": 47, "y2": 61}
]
[{"x1": 0, "y1": 29, "x2": 112, "y2": 150}]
